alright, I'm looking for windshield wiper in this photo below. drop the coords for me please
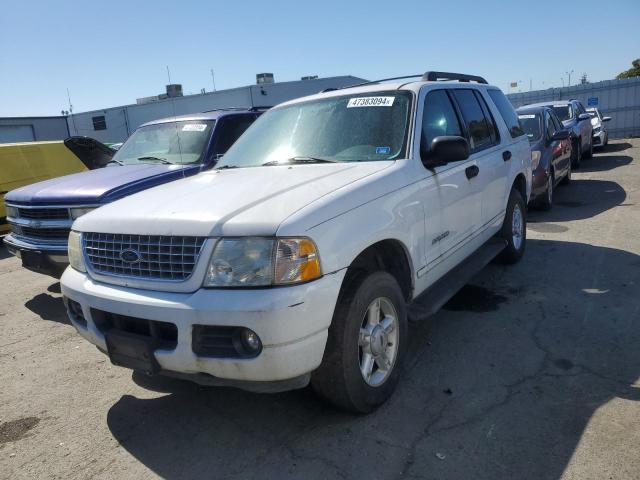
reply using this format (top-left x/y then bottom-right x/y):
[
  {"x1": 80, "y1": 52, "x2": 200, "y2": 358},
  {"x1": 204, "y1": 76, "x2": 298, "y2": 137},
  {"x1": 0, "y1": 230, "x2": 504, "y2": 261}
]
[
  {"x1": 106, "y1": 159, "x2": 124, "y2": 166},
  {"x1": 215, "y1": 165, "x2": 239, "y2": 170},
  {"x1": 261, "y1": 156, "x2": 338, "y2": 167},
  {"x1": 137, "y1": 156, "x2": 172, "y2": 164}
]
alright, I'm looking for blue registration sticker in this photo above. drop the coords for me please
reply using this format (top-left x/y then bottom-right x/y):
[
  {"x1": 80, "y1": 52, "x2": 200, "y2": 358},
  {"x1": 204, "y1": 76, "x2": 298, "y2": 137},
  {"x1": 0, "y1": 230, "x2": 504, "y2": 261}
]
[{"x1": 376, "y1": 146, "x2": 391, "y2": 155}]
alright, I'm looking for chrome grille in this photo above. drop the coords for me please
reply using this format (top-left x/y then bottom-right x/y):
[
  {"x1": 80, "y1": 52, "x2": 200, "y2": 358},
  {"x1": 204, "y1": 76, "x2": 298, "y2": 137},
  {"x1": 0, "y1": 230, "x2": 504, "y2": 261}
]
[
  {"x1": 11, "y1": 225, "x2": 70, "y2": 241},
  {"x1": 18, "y1": 208, "x2": 70, "y2": 220},
  {"x1": 84, "y1": 233, "x2": 206, "y2": 281}
]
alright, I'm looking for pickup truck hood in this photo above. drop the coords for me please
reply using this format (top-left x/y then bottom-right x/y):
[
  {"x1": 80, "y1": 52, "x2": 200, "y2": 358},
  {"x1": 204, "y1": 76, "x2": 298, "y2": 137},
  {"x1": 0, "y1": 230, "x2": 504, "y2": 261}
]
[
  {"x1": 75, "y1": 162, "x2": 394, "y2": 237},
  {"x1": 5, "y1": 164, "x2": 197, "y2": 205}
]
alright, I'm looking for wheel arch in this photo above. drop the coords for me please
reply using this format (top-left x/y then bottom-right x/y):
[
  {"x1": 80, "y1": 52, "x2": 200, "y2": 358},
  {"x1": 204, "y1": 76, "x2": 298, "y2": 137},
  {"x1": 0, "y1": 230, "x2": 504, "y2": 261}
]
[{"x1": 340, "y1": 239, "x2": 414, "y2": 302}]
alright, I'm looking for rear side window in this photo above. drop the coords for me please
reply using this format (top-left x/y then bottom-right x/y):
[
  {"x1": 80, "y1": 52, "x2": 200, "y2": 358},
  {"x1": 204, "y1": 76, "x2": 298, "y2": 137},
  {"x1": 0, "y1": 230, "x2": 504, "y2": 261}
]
[
  {"x1": 421, "y1": 90, "x2": 462, "y2": 155},
  {"x1": 545, "y1": 112, "x2": 557, "y2": 139},
  {"x1": 487, "y1": 89, "x2": 525, "y2": 138},
  {"x1": 452, "y1": 89, "x2": 497, "y2": 152}
]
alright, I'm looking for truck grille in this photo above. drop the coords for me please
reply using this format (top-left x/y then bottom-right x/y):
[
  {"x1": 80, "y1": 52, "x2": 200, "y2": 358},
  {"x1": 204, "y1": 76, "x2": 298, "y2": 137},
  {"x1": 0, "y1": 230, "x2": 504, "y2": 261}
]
[
  {"x1": 11, "y1": 225, "x2": 70, "y2": 241},
  {"x1": 84, "y1": 233, "x2": 206, "y2": 281},
  {"x1": 18, "y1": 207, "x2": 70, "y2": 220}
]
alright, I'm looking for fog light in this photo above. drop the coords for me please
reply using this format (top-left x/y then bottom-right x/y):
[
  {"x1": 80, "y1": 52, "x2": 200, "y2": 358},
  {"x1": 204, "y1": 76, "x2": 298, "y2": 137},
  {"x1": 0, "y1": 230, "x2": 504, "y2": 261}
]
[{"x1": 240, "y1": 328, "x2": 262, "y2": 353}]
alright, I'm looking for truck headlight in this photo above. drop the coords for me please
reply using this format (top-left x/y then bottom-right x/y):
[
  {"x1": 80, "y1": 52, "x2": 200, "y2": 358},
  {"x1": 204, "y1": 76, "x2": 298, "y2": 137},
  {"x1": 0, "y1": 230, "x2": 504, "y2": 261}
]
[
  {"x1": 204, "y1": 237, "x2": 321, "y2": 287},
  {"x1": 5, "y1": 206, "x2": 18, "y2": 218},
  {"x1": 70, "y1": 207, "x2": 96, "y2": 220},
  {"x1": 68, "y1": 231, "x2": 86, "y2": 272}
]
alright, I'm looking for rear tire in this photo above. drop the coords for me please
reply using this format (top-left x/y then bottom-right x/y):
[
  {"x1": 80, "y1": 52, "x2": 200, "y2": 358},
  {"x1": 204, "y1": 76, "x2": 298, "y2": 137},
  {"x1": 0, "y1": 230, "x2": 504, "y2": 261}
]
[
  {"x1": 311, "y1": 271, "x2": 408, "y2": 413},
  {"x1": 498, "y1": 188, "x2": 527, "y2": 264}
]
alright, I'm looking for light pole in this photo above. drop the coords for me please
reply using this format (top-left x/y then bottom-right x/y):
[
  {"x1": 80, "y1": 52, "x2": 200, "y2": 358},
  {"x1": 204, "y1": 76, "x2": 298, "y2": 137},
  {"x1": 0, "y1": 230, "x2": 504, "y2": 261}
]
[
  {"x1": 566, "y1": 70, "x2": 574, "y2": 87},
  {"x1": 561, "y1": 77, "x2": 565, "y2": 88}
]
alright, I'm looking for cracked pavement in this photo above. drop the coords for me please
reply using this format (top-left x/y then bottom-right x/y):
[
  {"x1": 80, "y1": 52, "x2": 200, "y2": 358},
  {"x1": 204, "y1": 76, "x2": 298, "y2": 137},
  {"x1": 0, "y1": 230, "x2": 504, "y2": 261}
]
[{"x1": 1, "y1": 139, "x2": 639, "y2": 479}]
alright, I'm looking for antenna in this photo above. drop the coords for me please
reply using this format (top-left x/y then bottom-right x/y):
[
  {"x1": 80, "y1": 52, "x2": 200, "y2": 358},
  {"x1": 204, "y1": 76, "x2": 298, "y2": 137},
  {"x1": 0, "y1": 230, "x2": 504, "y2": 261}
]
[
  {"x1": 166, "y1": 66, "x2": 172, "y2": 84},
  {"x1": 210, "y1": 69, "x2": 216, "y2": 91}
]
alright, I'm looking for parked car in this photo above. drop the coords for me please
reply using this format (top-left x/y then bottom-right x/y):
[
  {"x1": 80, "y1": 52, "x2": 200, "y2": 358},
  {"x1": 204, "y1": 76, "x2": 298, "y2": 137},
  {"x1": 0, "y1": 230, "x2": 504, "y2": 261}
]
[
  {"x1": 525, "y1": 100, "x2": 593, "y2": 168},
  {"x1": 61, "y1": 71, "x2": 531, "y2": 413},
  {"x1": 516, "y1": 105, "x2": 572, "y2": 210},
  {"x1": 3, "y1": 109, "x2": 263, "y2": 276},
  {"x1": 0, "y1": 138, "x2": 111, "y2": 234},
  {"x1": 586, "y1": 107, "x2": 612, "y2": 148}
]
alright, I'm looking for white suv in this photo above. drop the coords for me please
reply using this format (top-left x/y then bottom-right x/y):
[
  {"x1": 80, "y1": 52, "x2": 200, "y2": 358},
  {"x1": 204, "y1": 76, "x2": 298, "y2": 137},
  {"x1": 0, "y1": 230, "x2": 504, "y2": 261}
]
[{"x1": 61, "y1": 72, "x2": 531, "y2": 412}]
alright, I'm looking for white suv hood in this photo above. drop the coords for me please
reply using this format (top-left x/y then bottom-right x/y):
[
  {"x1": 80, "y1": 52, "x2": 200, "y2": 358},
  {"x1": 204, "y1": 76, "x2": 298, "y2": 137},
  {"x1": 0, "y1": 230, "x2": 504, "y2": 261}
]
[{"x1": 74, "y1": 162, "x2": 394, "y2": 237}]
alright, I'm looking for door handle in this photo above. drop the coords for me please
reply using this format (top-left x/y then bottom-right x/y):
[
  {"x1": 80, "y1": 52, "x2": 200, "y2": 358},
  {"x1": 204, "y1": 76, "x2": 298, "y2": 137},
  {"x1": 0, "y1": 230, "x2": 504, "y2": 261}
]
[
  {"x1": 503, "y1": 150, "x2": 512, "y2": 161},
  {"x1": 465, "y1": 165, "x2": 479, "y2": 179}
]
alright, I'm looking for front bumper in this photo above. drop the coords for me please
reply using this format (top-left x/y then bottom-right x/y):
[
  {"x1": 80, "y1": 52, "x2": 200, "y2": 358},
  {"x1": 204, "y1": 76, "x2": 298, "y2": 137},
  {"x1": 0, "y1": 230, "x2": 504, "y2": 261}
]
[
  {"x1": 61, "y1": 267, "x2": 346, "y2": 388},
  {"x1": 530, "y1": 167, "x2": 550, "y2": 200},
  {"x1": 592, "y1": 130, "x2": 605, "y2": 146},
  {"x1": 3, "y1": 234, "x2": 69, "y2": 277}
]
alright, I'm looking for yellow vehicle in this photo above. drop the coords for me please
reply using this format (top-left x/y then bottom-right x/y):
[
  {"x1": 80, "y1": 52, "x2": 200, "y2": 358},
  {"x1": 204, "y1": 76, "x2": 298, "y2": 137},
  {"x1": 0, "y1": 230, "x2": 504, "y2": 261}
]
[{"x1": 0, "y1": 138, "x2": 113, "y2": 233}]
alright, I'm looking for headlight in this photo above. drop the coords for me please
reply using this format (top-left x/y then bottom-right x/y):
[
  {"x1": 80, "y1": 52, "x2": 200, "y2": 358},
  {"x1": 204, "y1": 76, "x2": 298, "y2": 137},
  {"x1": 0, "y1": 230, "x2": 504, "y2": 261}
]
[
  {"x1": 68, "y1": 231, "x2": 86, "y2": 272},
  {"x1": 531, "y1": 150, "x2": 541, "y2": 170},
  {"x1": 594, "y1": 126, "x2": 601, "y2": 134},
  {"x1": 204, "y1": 237, "x2": 321, "y2": 287},
  {"x1": 70, "y1": 207, "x2": 96, "y2": 220},
  {"x1": 5, "y1": 206, "x2": 18, "y2": 218}
]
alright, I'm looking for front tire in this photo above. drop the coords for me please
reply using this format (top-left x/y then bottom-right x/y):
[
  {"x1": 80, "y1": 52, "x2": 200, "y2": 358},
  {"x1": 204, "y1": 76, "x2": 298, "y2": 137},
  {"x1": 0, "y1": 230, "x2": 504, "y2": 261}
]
[
  {"x1": 584, "y1": 136, "x2": 593, "y2": 159},
  {"x1": 311, "y1": 271, "x2": 408, "y2": 413},
  {"x1": 560, "y1": 161, "x2": 571, "y2": 185},
  {"x1": 498, "y1": 188, "x2": 526, "y2": 264},
  {"x1": 538, "y1": 170, "x2": 554, "y2": 211},
  {"x1": 571, "y1": 137, "x2": 581, "y2": 169}
]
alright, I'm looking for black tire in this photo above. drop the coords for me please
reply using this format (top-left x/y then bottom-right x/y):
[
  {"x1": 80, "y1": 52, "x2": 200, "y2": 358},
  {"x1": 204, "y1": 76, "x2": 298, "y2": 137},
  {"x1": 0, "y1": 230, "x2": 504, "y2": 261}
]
[
  {"x1": 538, "y1": 170, "x2": 553, "y2": 211},
  {"x1": 497, "y1": 188, "x2": 527, "y2": 264},
  {"x1": 571, "y1": 137, "x2": 581, "y2": 169},
  {"x1": 311, "y1": 271, "x2": 408, "y2": 413},
  {"x1": 583, "y1": 136, "x2": 593, "y2": 159},
  {"x1": 560, "y1": 161, "x2": 571, "y2": 185},
  {"x1": 604, "y1": 133, "x2": 609, "y2": 147}
]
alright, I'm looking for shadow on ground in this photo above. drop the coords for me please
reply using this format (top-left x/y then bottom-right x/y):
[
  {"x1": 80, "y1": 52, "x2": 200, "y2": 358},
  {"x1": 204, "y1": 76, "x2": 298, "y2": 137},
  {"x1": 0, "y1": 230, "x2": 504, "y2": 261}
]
[
  {"x1": 598, "y1": 142, "x2": 632, "y2": 154},
  {"x1": 0, "y1": 243, "x2": 11, "y2": 260},
  {"x1": 24, "y1": 291, "x2": 69, "y2": 324},
  {"x1": 578, "y1": 154, "x2": 632, "y2": 173},
  {"x1": 529, "y1": 178, "x2": 626, "y2": 223},
  {"x1": 106, "y1": 239, "x2": 640, "y2": 480}
]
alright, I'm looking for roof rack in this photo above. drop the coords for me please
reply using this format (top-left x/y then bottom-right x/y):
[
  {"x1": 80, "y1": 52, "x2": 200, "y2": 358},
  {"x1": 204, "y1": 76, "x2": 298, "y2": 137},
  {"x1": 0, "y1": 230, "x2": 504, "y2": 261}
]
[
  {"x1": 319, "y1": 71, "x2": 488, "y2": 94},
  {"x1": 422, "y1": 71, "x2": 488, "y2": 84}
]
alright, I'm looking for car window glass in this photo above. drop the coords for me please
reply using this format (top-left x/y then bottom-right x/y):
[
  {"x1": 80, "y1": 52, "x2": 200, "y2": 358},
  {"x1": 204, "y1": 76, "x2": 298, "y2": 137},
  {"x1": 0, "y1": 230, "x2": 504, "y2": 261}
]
[
  {"x1": 213, "y1": 115, "x2": 256, "y2": 155},
  {"x1": 487, "y1": 89, "x2": 525, "y2": 138},
  {"x1": 452, "y1": 89, "x2": 494, "y2": 151},
  {"x1": 549, "y1": 111, "x2": 563, "y2": 131},
  {"x1": 421, "y1": 90, "x2": 462, "y2": 155},
  {"x1": 545, "y1": 112, "x2": 557, "y2": 139},
  {"x1": 474, "y1": 91, "x2": 499, "y2": 144}
]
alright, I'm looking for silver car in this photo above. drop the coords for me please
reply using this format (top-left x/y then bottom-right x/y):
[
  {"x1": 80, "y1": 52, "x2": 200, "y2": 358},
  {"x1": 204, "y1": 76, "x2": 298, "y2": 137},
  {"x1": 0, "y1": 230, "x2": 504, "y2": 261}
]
[{"x1": 587, "y1": 107, "x2": 612, "y2": 148}]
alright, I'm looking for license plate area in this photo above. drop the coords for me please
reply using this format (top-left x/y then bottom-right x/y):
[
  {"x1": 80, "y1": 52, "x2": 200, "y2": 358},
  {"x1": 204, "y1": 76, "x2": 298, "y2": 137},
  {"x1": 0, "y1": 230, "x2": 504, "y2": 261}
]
[
  {"x1": 105, "y1": 331, "x2": 161, "y2": 374},
  {"x1": 21, "y1": 250, "x2": 46, "y2": 269}
]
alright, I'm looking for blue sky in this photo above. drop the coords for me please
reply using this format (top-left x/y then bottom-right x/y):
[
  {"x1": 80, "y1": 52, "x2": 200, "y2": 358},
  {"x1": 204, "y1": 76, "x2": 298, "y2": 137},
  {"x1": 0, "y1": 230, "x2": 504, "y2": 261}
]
[{"x1": 1, "y1": 0, "x2": 639, "y2": 116}]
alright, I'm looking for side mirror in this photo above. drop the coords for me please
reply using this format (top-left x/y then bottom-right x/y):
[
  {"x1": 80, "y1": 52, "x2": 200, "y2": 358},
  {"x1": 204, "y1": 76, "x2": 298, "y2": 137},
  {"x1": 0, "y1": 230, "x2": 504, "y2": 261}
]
[
  {"x1": 551, "y1": 130, "x2": 570, "y2": 141},
  {"x1": 422, "y1": 136, "x2": 470, "y2": 168},
  {"x1": 602, "y1": 116, "x2": 612, "y2": 122},
  {"x1": 578, "y1": 113, "x2": 591, "y2": 121}
]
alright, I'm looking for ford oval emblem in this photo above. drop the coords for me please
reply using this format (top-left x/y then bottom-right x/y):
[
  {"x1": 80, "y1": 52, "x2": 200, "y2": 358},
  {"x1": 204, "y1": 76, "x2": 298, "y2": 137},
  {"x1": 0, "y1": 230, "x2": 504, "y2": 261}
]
[{"x1": 119, "y1": 248, "x2": 141, "y2": 264}]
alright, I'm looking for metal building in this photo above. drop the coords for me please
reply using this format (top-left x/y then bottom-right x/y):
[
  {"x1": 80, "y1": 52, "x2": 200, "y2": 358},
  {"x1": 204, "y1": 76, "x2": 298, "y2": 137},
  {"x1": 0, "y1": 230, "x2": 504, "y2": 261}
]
[
  {"x1": 507, "y1": 76, "x2": 640, "y2": 139},
  {"x1": 0, "y1": 116, "x2": 69, "y2": 143},
  {"x1": 66, "y1": 75, "x2": 366, "y2": 143}
]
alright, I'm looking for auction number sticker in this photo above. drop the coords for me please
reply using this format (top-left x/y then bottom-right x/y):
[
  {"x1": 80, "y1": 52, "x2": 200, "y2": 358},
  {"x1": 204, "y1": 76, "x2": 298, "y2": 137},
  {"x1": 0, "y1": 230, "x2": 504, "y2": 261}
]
[
  {"x1": 518, "y1": 114, "x2": 536, "y2": 119},
  {"x1": 182, "y1": 124, "x2": 208, "y2": 131},
  {"x1": 347, "y1": 96, "x2": 395, "y2": 108}
]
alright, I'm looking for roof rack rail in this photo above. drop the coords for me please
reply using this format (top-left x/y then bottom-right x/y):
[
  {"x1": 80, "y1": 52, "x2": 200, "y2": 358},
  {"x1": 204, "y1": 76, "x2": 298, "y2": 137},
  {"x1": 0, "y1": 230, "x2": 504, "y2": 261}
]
[{"x1": 422, "y1": 71, "x2": 488, "y2": 84}]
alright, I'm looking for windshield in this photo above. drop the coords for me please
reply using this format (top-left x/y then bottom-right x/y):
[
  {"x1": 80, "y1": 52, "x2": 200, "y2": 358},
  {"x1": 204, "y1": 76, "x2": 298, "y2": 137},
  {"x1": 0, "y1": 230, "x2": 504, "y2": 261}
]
[
  {"x1": 112, "y1": 120, "x2": 214, "y2": 165},
  {"x1": 518, "y1": 114, "x2": 542, "y2": 141},
  {"x1": 552, "y1": 105, "x2": 573, "y2": 122},
  {"x1": 216, "y1": 91, "x2": 412, "y2": 168}
]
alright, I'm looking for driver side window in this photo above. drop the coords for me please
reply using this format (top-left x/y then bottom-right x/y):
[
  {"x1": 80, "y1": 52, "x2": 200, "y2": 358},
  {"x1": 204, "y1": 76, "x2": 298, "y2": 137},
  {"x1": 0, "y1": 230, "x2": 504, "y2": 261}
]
[{"x1": 421, "y1": 90, "x2": 463, "y2": 156}]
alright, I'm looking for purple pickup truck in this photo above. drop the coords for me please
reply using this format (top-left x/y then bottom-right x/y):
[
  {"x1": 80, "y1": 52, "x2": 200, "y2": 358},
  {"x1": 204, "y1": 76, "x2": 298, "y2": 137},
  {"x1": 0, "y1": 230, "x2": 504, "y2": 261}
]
[{"x1": 3, "y1": 108, "x2": 263, "y2": 277}]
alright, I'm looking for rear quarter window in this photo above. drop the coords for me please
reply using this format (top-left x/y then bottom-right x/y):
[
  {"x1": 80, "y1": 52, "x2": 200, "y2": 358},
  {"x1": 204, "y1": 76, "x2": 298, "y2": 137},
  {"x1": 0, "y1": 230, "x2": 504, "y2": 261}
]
[{"x1": 487, "y1": 89, "x2": 525, "y2": 138}]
